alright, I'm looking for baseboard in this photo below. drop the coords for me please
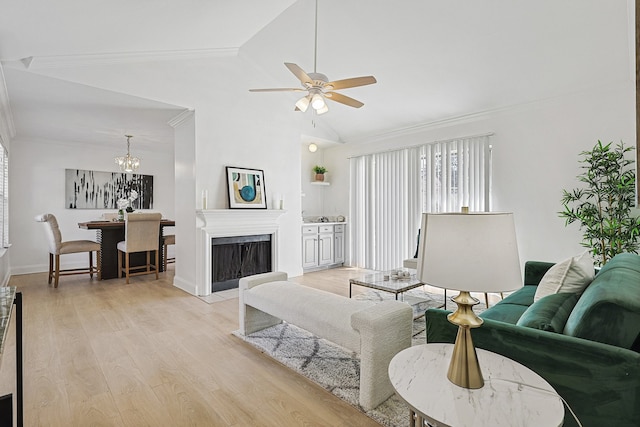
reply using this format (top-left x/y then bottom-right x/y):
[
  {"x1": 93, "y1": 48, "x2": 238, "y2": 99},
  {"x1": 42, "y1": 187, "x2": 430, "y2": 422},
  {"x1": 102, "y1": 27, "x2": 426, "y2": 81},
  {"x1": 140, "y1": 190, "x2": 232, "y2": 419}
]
[
  {"x1": 10, "y1": 264, "x2": 47, "y2": 276},
  {"x1": 173, "y1": 275, "x2": 197, "y2": 296},
  {"x1": 302, "y1": 263, "x2": 344, "y2": 273},
  {"x1": 11, "y1": 261, "x2": 107, "y2": 278}
]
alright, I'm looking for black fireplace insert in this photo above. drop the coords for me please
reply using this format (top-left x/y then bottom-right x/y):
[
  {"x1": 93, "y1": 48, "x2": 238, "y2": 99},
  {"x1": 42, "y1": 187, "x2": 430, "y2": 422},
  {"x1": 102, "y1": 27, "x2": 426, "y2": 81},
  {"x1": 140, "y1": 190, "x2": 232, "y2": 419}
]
[{"x1": 211, "y1": 234, "x2": 272, "y2": 292}]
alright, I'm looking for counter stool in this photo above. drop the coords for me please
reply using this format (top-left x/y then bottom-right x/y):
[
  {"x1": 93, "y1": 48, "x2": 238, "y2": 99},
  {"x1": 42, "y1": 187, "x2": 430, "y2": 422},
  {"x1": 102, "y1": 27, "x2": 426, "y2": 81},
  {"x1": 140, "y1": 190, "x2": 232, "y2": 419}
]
[
  {"x1": 117, "y1": 213, "x2": 161, "y2": 284},
  {"x1": 35, "y1": 213, "x2": 101, "y2": 288},
  {"x1": 163, "y1": 234, "x2": 175, "y2": 270}
]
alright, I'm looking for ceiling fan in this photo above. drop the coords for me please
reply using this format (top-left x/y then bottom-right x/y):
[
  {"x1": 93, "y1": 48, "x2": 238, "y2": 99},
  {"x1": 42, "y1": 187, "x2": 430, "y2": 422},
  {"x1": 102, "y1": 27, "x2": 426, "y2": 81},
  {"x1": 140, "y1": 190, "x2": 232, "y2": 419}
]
[{"x1": 249, "y1": 0, "x2": 376, "y2": 115}]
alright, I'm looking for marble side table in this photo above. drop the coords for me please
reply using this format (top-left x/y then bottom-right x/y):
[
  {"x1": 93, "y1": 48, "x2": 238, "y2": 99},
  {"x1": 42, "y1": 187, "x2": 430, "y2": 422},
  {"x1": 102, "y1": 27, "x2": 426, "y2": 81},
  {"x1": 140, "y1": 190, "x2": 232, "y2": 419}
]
[{"x1": 389, "y1": 343, "x2": 564, "y2": 427}]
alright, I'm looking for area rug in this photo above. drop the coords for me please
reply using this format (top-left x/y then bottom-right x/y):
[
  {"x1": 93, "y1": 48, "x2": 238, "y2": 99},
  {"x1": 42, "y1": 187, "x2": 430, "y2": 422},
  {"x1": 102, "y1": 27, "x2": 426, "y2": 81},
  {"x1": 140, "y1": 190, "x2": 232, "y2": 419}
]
[
  {"x1": 232, "y1": 322, "x2": 409, "y2": 427},
  {"x1": 232, "y1": 290, "x2": 489, "y2": 426},
  {"x1": 353, "y1": 288, "x2": 487, "y2": 342}
]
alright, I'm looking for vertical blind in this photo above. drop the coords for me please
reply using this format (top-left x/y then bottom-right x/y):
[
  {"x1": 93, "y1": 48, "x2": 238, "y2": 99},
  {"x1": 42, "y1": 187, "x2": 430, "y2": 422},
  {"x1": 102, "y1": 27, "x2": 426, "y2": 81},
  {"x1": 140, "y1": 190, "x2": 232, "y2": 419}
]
[{"x1": 349, "y1": 135, "x2": 490, "y2": 270}]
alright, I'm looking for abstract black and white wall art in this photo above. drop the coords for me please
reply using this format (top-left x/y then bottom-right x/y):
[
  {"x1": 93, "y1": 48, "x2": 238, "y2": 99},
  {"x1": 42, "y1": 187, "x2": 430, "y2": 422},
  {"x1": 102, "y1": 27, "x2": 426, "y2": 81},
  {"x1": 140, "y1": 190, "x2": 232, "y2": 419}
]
[{"x1": 65, "y1": 169, "x2": 154, "y2": 209}]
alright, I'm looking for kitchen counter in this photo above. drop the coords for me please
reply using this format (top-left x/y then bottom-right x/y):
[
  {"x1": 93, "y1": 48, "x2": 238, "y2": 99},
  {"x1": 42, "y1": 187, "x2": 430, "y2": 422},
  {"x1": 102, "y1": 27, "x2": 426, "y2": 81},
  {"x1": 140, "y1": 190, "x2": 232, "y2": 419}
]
[{"x1": 302, "y1": 221, "x2": 347, "y2": 225}]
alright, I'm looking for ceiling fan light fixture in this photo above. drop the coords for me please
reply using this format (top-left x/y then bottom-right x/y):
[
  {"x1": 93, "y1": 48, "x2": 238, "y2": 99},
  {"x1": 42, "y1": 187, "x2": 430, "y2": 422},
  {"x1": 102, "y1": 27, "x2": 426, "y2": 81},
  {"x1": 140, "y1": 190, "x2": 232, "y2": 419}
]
[
  {"x1": 311, "y1": 93, "x2": 326, "y2": 110},
  {"x1": 295, "y1": 95, "x2": 311, "y2": 112},
  {"x1": 316, "y1": 103, "x2": 329, "y2": 115},
  {"x1": 248, "y1": 0, "x2": 376, "y2": 114}
]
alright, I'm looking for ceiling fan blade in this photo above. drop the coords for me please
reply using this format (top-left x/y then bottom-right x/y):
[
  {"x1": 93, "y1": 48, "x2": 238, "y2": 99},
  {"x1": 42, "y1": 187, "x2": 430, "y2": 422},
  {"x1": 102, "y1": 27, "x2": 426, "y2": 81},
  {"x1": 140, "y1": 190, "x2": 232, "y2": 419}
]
[
  {"x1": 284, "y1": 63, "x2": 313, "y2": 85},
  {"x1": 326, "y1": 76, "x2": 377, "y2": 90},
  {"x1": 249, "y1": 88, "x2": 306, "y2": 92},
  {"x1": 325, "y1": 92, "x2": 364, "y2": 108}
]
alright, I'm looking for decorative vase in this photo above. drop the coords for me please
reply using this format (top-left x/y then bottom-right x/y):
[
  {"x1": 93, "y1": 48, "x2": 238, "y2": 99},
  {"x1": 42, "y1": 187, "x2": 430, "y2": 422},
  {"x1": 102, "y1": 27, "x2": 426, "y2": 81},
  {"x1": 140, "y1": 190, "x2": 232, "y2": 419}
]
[
  {"x1": 117, "y1": 209, "x2": 124, "y2": 221},
  {"x1": 315, "y1": 173, "x2": 325, "y2": 182}
]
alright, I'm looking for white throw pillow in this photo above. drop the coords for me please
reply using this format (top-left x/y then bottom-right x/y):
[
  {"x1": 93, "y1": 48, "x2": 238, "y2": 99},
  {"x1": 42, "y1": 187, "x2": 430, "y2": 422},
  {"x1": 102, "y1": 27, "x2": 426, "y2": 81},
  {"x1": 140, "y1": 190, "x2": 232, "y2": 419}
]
[{"x1": 533, "y1": 251, "x2": 595, "y2": 302}]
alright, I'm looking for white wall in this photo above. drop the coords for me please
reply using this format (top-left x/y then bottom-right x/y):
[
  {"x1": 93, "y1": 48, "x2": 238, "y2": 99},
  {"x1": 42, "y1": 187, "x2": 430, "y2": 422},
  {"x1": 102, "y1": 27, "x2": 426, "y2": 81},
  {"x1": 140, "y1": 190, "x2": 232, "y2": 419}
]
[
  {"x1": 172, "y1": 111, "x2": 196, "y2": 293},
  {"x1": 301, "y1": 145, "x2": 326, "y2": 219},
  {"x1": 31, "y1": 55, "x2": 307, "y2": 292},
  {"x1": 10, "y1": 136, "x2": 175, "y2": 274},
  {"x1": 323, "y1": 81, "x2": 636, "y2": 267},
  {"x1": 8, "y1": 49, "x2": 635, "y2": 284}
]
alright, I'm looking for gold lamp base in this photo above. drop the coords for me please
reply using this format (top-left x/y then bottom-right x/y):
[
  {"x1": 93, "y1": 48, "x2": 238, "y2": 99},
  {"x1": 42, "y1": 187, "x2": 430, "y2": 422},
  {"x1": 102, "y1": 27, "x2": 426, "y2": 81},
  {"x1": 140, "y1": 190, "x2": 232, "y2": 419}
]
[{"x1": 446, "y1": 291, "x2": 485, "y2": 389}]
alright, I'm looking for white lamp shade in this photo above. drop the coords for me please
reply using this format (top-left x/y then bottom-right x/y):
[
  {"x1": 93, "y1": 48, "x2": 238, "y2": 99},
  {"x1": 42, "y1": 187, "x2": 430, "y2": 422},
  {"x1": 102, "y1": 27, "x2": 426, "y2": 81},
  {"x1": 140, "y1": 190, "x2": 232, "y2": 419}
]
[
  {"x1": 416, "y1": 212, "x2": 522, "y2": 293},
  {"x1": 316, "y1": 103, "x2": 329, "y2": 115},
  {"x1": 295, "y1": 96, "x2": 310, "y2": 112},
  {"x1": 311, "y1": 93, "x2": 326, "y2": 109}
]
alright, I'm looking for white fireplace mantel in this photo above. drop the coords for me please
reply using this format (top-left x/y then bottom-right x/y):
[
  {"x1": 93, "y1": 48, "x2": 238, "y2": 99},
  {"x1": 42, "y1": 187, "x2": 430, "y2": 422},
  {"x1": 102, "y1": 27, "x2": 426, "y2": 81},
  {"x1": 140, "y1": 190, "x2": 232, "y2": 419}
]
[{"x1": 195, "y1": 209, "x2": 287, "y2": 296}]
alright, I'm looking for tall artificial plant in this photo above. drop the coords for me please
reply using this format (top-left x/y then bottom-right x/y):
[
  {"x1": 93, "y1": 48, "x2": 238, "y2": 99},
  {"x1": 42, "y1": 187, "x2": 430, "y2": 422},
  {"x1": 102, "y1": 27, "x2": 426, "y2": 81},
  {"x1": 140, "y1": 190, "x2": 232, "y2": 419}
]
[{"x1": 559, "y1": 140, "x2": 640, "y2": 266}]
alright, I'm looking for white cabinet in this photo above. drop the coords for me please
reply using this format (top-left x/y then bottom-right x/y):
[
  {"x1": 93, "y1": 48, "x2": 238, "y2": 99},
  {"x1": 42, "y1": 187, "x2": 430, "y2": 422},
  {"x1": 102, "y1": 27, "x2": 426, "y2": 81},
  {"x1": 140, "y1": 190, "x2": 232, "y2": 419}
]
[
  {"x1": 334, "y1": 224, "x2": 345, "y2": 263},
  {"x1": 302, "y1": 223, "x2": 345, "y2": 271},
  {"x1": 302, "y1": 226, "x2": 319, "y2": 269},
  {"x1": 318, "y1": 225, "x2": 334, "y2": 265}
]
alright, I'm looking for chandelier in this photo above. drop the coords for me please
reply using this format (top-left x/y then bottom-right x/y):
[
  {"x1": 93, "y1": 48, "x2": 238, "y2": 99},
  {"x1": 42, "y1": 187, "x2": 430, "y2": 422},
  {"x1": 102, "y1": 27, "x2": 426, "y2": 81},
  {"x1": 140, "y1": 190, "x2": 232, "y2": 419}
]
[{"x1": 114, "y1": 135, "x2": 140, "y2": 173}]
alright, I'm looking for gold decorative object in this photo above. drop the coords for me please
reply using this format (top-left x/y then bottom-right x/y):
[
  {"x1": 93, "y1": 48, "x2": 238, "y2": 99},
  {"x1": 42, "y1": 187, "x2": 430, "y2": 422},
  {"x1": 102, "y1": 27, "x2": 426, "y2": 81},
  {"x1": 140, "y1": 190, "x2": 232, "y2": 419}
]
[{"x1": 416, "y1": 212, "x2": 522, "y2": 389}]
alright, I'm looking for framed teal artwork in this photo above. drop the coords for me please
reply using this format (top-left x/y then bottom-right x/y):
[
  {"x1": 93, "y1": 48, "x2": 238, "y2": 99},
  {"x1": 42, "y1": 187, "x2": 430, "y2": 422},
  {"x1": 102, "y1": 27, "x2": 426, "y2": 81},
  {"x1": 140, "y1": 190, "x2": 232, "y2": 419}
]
[{"x1": 225, "y1": 166, "x2": 267, "y2": 209}]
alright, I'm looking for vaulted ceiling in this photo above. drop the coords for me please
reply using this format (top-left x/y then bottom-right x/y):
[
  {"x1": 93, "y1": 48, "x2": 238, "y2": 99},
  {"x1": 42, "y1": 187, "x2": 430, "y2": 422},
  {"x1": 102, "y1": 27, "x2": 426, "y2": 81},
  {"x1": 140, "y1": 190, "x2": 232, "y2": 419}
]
[{"x1": 0, "y1": 0, "x2": 633, "y2": 148}]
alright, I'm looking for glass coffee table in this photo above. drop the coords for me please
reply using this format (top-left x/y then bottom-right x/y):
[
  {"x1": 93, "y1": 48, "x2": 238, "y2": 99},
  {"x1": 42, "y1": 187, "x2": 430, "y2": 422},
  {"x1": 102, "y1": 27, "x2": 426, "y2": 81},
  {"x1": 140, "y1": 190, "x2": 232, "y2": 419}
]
[
  {"x1": 349, "y1": 270, "x2": 424, "y2": 300},
  {"x1": 350, "y1": 270, "x2": 445, "y2": 320}
]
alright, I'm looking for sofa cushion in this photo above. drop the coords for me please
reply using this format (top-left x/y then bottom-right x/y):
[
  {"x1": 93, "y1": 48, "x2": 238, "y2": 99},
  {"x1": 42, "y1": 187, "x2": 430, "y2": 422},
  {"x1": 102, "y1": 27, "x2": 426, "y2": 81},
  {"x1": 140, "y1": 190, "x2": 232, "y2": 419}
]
[
  {"x1": 479, "y1": 285, "x2": 537, "y2": 324},
  {"x1": 516, "y1": 292, "x2": 580, "y2": 332},
  {"x1": 564, "y1": 254, "x2": 640, "y2": 349},
  {"x1": 497, "y1": 285, "x2": 537, "y2": 306},
  {"x1": 534, "y1": 251, "x2": 594, "y2": 302},
  {"x1": 523, "y1": 261, "x2": 555, "y2": 286}
]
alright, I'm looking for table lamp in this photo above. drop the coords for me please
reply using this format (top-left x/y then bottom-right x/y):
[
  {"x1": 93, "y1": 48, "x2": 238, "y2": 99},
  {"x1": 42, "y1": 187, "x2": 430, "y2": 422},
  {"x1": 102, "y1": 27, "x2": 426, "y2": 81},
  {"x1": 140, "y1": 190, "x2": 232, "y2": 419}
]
[{"x1": 416, "y1": 212, "x2": 522, "y2": 389}]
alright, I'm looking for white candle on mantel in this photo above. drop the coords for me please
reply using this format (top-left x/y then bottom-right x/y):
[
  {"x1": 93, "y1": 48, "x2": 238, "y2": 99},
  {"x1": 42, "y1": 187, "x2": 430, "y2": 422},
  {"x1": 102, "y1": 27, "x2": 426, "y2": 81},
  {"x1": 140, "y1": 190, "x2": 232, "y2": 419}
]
[
  {"x1": 202, "y1": 190, "x2": 208, "y2": 210},
  {"x1": 272, "y1": 193, "x2": 282, "y2": 210}
]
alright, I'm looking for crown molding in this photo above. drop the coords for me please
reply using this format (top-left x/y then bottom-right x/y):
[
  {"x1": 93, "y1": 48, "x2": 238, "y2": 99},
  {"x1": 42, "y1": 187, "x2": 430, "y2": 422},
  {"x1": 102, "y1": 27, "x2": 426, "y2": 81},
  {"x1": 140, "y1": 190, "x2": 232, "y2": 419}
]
[
  {"x1": 343, "y1": 107, "x2": 509, "y2": 145},
  {"x1": 168, "y1": 109, "x2": 195, "y2": 129},
  {"x1": 345, "y1": 80, "x2": 635, "y2": 145},
  {"x1": 21, "y1": 47, "x2": 239, "y2": 70},
  {"x1": 0, "y1": 64, "x2": 16, "y2": 145}
]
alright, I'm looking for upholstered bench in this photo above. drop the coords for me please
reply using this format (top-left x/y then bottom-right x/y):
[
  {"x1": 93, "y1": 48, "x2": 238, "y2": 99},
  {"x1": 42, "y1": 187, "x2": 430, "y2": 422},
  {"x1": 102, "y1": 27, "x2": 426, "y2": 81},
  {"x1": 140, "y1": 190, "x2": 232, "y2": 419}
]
[{"x1": 238, "y1": 271, "x2": 413, "y2": 411}]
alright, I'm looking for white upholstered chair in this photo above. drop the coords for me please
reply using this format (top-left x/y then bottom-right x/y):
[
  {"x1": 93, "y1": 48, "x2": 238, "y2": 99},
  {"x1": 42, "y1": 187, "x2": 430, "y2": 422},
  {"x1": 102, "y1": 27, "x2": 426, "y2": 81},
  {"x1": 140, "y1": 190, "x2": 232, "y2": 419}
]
[
  {"x1": 35, "y1": 213, "x2": 101, "y2": 288},
  {"x1": 163, "y1": 234, "x2": 175, "y2": 270},
  {"x1": 117, "y1": 212, "x2": 162, "y2": 284}
]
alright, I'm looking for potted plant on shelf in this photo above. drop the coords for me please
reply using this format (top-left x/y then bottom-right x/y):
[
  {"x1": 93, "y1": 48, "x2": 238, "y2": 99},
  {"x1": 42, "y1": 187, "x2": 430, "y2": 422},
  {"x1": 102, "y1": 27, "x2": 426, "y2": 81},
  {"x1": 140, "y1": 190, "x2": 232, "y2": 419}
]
[
  {"x1": 559, "y1": 140, "x2": 640, "y2": 266},
  {"x1": 313, "y1": 165, "x2": 327, "y2": 182}
]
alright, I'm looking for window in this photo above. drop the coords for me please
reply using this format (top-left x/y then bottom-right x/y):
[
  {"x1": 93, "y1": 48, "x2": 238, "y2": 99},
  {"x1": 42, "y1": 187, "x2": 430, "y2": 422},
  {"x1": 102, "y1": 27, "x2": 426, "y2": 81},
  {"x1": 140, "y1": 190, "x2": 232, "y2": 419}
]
[
  {"x1": 349, "y1": 135, "x2": 490, "y2": 270},
  {"x1": 422, "y1": 137, "x2": 490, "y2": 213}
]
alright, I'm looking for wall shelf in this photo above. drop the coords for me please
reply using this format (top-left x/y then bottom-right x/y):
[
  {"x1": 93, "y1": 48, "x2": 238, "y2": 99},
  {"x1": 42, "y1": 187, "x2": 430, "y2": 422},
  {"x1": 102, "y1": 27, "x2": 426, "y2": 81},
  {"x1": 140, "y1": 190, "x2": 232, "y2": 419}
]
[{"x1": 310, "y1": 181, "x2": 330, "y2": 186}]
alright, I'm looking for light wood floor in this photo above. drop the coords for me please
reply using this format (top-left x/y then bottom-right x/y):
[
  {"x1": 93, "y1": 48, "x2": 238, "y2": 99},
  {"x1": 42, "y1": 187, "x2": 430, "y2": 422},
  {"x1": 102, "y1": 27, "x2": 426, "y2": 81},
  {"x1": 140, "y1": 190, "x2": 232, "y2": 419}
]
[{"x1": 0, "y1": 266, "x2": 391, "y2": 427}]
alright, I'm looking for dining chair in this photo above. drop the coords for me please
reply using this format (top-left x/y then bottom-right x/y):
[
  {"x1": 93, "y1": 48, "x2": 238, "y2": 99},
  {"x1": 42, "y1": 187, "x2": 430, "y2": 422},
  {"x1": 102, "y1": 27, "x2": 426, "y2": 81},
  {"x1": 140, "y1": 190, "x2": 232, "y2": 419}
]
[
  {"x1": 35, "y1": 213, "x2": 101, "y2": 288},
  {"x1": 117, "y1": 212, "x2": 162, "y2": 284},
  {"x1": 163, "y1": 234, "x2": 175, "y2": 270}
]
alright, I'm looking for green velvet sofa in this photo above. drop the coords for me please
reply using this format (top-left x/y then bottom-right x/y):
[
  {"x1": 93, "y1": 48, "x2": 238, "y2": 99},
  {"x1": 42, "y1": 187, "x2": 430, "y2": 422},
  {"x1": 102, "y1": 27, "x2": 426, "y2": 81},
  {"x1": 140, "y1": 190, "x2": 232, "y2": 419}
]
[{"x1": 425, "y1": 252, "x2": 640, "y2": 427}]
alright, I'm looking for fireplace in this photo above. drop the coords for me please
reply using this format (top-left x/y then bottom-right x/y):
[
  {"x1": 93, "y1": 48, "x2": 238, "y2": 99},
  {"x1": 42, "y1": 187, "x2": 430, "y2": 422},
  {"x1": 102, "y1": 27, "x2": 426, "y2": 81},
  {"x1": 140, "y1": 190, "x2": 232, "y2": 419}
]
[
  {"x1": 196, "y1": 209, "x2": 286, "y2": 296},
  {"x1": 211, "y1": 234, "x2": 272, "y2": 292}
]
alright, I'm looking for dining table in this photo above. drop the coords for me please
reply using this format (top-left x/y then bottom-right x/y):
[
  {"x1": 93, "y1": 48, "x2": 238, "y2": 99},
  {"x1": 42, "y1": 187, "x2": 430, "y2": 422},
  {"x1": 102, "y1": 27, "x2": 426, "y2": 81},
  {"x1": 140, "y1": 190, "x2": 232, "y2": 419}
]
[{"x1": 78, "y1": 218, "x2": 175, "y2": 280}]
